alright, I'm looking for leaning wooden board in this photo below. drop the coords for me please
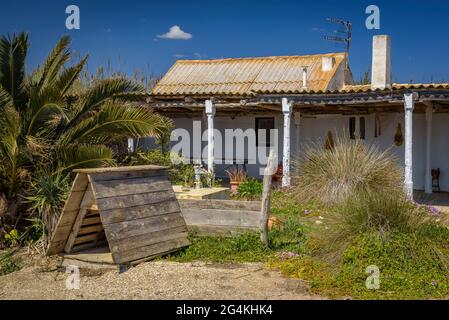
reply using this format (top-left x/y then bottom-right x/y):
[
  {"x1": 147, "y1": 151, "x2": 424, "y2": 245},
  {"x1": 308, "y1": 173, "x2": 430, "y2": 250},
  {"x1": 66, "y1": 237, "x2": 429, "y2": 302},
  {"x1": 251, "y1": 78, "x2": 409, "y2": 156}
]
[
  {"x1": 178, "y1": 199, "x2": 262, "y2": 236},
  {"x1": 47, "y1": 165, "x2": 190, "y2": 264}
]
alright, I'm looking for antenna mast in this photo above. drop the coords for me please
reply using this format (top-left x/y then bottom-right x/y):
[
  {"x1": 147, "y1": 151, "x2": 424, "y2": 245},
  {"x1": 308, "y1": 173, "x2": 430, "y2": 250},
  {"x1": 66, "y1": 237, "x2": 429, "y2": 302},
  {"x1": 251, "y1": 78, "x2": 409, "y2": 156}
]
[{"x1": 323, "y1": 18, "x2": 352, "y2": 71}]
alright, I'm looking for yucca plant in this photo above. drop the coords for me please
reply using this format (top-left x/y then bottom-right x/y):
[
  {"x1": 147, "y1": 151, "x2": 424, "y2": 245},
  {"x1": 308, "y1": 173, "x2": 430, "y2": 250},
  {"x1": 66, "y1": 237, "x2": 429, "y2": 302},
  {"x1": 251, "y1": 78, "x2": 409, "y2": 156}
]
[
  {"x1": 0, "y1": 32, "x2": 169, "y2": 221},
  {"x1": 26, "y1": 170, "x2": 70, "y2": 237}
]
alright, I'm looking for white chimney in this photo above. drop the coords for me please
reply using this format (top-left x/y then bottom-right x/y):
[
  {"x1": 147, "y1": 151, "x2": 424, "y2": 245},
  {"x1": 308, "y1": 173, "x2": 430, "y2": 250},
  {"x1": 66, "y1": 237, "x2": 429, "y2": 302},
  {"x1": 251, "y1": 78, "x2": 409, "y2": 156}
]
[
  {"x1": 302, "y1": 67, "x2": 308, "y2": 90},
  {"x1": 371, "y1": 35, "x2": 391, "y2": 89},
  {"x1": 322, "y1": 56, "x2": 335, "y2": 72}
]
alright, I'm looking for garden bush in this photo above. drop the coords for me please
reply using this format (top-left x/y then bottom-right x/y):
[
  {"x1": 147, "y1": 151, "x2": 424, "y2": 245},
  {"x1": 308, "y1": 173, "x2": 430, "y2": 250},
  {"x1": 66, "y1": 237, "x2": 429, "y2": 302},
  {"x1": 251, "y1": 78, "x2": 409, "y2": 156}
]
[
  {"x1": 0, "y1": 250, "x2": 21, "y2": 276},
  {"x1": 125, "y1": 149, "x2": 195, "y2": 186},
  {"x1": 272, "y1": 137, "x2": 449, "y2": 299},
  {"x1": 235, "y1": 178, "x2": 263, "y2": 200}
]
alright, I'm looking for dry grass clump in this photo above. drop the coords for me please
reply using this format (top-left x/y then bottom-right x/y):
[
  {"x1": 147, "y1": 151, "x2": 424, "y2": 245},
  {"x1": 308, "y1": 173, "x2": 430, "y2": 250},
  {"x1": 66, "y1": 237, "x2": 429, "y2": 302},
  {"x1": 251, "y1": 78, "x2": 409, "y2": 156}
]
[
  {"x1": 292, "y1": 136, "x2": 403, "y2": 206},
  {"x1": 310, "y1": 190, "x2": 436, "y2": 263}
]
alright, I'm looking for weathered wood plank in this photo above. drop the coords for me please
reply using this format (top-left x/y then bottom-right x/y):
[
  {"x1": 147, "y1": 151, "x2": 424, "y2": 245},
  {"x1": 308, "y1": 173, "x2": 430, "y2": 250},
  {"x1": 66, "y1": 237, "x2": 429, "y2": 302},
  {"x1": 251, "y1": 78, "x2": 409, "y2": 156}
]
[
  {"x1": 88, "y1": 170, "x2": 168, "y2": 182},
  {"x1": 78, "y1": 224, "x2": 104, "y2": 235},
  {"x1": 69, "y1": 173, "x2": 89, "y2": 192},
  {"x1": 91, "y1": 176, "x2": 172, "y2": 199},
  {"x1": 74, "y1": 232, "x2": 105, "y2": 245},
  {"x1": 181, "y1": 209, "x2": 260, "y2": 228},
  {"x1": 64, "y1": 208, "x2": 88, "y2": 253},
  {"x1": 187, "y1": 224, "x2": 258, "y2": 236},
  {"x1": 74, "y1": 165, "x2": 167, "y2": 174},
  {"x1": 55, "y1": 209, "x2": 82, "y2": 227},
  {"x1": 178, "y1": 199, "x2": 261, "y2": 211},
  {"x1": 108, "y1": 226, "x2": 188, "y2": 253},
  {"x1": 70, "y1": 240, "x2": 108, "y2": 253},
  {"x1": 82, "y1": 216, "x2": 102, "y2": 226},
  {"x1": 103, "y1": 213, "x2": 186, "y2": 241},
  {"x1": 47, "y1": 173, "x2": 89, "y2": 256},
  {"x1": 50, "y1": 225, "x2": 73, "y2": 242},
  {"x1": 63, "y1": 191, "x2": 87, "y2": 212},
  {"x1": 100, "y1": 200, "x2": 181, "y2": 225},
  {"x1": 95, "y1": 189, "x2": 177, "y2": 211},
  {"x1": 112, "y1": 237, "x2": 190, "y2": 264}
]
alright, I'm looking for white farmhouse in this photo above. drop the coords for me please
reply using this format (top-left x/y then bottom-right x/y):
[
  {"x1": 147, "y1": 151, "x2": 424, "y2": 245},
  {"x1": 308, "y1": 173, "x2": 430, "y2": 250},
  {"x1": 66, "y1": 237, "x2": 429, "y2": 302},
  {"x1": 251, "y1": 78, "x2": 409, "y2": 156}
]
[{"x1": 144, "y1": 35, "x2": 449, "y2": 200}]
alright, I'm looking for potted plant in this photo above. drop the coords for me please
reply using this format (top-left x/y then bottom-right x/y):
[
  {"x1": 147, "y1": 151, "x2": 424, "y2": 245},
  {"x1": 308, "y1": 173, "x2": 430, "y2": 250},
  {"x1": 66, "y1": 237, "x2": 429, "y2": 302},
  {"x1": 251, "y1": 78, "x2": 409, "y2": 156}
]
[{"x1": 225, "y1": 167, "x2": 247, "y2": 193}]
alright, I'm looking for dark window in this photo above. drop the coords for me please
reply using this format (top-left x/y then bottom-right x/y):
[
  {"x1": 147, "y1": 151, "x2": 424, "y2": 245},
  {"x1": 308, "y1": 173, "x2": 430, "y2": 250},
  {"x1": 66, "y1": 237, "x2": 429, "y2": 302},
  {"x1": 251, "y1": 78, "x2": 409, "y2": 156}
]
[
  {"x1": 359, "y1": 117, "x2": 366, "y2": 139},
  {"x1": 256, "y1": 117, "x2": 275, "y2": 147},
  {"x1": 349, "y1": 117, "x2": 356, "y2": 139}
]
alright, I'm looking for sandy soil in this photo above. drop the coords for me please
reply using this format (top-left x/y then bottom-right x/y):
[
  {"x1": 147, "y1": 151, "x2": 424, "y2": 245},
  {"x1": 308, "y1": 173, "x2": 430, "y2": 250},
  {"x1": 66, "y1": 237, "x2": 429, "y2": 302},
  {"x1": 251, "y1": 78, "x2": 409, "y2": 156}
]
[{"x1": 0, "y1": 256, "x2": 324, "y2": 300}]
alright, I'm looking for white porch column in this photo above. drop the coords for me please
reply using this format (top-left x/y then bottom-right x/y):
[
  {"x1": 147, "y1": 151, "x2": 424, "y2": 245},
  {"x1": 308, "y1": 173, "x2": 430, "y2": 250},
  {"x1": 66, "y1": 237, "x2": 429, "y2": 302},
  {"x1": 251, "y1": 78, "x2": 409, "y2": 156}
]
[
  {"x1": 404, "y1": 93, "x2": 415, "y2": 200},
  {"x1": 282, "y1": 98, "x2": 292, "y2": 187},
  {"x1": 205, "y1": 100, "x2": 216, "y2": 173},
  {"x1": 425, "y1": 103, "x2": 433, "y2": 194}
]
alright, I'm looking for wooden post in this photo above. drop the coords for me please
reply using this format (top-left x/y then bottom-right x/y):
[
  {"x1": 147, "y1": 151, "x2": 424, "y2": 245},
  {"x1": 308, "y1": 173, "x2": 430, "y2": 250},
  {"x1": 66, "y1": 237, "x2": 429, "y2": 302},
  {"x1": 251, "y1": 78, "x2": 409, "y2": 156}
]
[{"x1": 260, "y1": 149, "x2": 277, "y2": 244}]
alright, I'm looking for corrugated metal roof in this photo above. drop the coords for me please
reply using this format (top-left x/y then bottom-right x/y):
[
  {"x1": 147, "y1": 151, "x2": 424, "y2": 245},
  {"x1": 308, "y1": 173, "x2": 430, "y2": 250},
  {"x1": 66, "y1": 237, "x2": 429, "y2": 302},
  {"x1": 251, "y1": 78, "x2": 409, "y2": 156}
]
[
  {"x1": 255, "y1": 83, "x2": 449, "y2": 95},
  {"x1": 151, "y1": 53, "x2": 346, "y2": 96}
]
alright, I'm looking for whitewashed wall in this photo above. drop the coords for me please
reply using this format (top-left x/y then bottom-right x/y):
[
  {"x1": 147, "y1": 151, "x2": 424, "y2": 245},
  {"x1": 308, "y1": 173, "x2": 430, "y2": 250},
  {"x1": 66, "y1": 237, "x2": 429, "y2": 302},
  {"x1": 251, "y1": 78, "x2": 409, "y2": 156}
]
[{"x1": 141, "y1": 112, "x2": 448, "y2": 192}]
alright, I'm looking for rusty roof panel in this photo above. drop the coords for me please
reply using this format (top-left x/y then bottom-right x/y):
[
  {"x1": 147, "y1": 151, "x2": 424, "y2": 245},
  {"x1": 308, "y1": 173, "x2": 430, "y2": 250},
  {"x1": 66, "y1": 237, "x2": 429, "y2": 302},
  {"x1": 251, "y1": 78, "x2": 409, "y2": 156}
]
[{"x1": 152, "y1": 53, "x2": 346, "y2": 96}]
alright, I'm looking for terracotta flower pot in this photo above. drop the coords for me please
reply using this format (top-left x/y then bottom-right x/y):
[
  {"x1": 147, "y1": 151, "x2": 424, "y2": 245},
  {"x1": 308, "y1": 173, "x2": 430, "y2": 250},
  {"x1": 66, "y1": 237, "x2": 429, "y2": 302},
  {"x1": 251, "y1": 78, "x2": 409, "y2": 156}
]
[{"x1": 230, "y1": 181, "x2": 242, "y2": 193}]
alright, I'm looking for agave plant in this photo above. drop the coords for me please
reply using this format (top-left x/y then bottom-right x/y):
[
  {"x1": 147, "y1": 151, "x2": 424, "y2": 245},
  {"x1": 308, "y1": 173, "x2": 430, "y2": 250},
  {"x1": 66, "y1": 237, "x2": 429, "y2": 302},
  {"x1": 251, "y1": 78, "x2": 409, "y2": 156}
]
[{"x1": 0, "y1": 33, "x2": 168, "y2": 219}]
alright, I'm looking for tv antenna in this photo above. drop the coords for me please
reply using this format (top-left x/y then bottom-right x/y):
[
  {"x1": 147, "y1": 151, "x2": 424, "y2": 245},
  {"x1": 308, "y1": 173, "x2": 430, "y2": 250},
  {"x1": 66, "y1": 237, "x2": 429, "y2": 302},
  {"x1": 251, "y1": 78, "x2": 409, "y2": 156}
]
[{"x1": 323, "y1": 18, "x2": 352, "y2": 71}]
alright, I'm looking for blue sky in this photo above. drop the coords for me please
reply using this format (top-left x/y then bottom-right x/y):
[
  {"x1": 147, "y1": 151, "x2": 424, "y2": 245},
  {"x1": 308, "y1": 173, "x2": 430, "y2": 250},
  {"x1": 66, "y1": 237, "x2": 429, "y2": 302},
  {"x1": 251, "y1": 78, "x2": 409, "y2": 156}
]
[{"x1": 1, "y1": 0, "x2": 449, "y2": 83}]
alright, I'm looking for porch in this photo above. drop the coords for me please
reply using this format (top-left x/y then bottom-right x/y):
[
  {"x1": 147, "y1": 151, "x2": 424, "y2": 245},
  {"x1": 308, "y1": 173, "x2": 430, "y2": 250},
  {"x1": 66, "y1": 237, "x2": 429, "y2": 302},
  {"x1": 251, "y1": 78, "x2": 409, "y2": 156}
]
[
  {"x1": 414, "y1": 190, "x2": 449, "y2": 213},
  {"x1": 148, "y1": 84, "x2": 449, "y2": 200}
]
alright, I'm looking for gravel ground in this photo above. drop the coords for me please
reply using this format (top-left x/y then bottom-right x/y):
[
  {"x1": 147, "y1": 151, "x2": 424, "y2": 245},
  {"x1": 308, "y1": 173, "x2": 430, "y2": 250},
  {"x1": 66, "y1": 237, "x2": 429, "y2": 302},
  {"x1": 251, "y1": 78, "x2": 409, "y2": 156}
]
[{"x1": 0, "y1": 258, "x2": 324, "y2": 300}]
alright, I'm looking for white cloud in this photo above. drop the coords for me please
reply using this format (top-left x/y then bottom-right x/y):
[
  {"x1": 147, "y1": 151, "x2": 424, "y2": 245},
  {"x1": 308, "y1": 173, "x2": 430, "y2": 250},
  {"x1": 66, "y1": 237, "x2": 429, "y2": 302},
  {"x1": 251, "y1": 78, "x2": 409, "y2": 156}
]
[
  {"x1": 173, "y1": 54, "x2": 186, "y2": 58},
  {"x1": 158, "y1": 25, "x2": 192, "y2": 40}
]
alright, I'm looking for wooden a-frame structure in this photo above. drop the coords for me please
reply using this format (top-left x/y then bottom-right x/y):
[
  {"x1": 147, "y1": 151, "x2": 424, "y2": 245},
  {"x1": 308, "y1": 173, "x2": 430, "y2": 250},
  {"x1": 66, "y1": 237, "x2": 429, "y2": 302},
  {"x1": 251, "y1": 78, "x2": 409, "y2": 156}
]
[{"x1": 47, "y1": 165, "x2": 190, "y2": 265}]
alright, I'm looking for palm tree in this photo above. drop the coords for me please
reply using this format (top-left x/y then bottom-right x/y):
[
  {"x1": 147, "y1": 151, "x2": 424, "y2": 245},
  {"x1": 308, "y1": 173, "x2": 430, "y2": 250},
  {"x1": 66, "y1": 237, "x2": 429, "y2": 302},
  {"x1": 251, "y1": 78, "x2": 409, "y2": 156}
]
[{"x1": 0, "y1": 33, "x2": 168, "y2": 221}]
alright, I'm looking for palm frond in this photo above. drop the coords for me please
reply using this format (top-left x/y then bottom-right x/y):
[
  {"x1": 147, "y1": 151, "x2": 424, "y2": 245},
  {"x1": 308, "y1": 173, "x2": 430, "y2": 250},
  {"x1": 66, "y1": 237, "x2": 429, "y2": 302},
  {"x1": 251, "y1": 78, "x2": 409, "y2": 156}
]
[
  {"x1": 60, "y1": 102, "x2": 167, "y2": 145},
  {"x1": 23, "y1": 85, "x2": 67, "y2": 136},
  {"x1": 67, "y1": 78, "x2": 144, "y2": 128},
  {"x1": 25, "y1": 103, "x2": 66, "y2": 136},
  {"x1": 56, "y1": 144, "x2": 114, "y2": 171},
  {"x1": 55, "y1": 55, "x2": 88, "y2": 96},
  {"x1": 0, "y1": 107, "x2": 21, "y2": 163},
  {"x1": 0, "y1": 32, "x2": 29, "y2": 108},
  {"x1": 0, "y1": 84, "x2": 13, "y2": 109},
  {"x1": 37, "y1": 36, "x2": 71, "y2": 91}
]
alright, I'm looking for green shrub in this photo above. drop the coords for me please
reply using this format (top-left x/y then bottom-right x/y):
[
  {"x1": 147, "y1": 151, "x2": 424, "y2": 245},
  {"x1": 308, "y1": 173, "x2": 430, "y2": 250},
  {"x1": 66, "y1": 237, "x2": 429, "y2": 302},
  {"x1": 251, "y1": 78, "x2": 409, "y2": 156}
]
[
  {"x1": 169, "y1": 218, "x2": 306, "y2": 263},
  {"x1": 269, "y1": 217, "x2": 306, "y2": 253},
  {"x1": 334, "y1": 231, "x2": 449, "y2": 299},
  {"x1": 26, "y1": 171, "x2": 70, "y2": 237},
  {"x1": 126, "y1": 149, "x2": 194, "y2": 186},
  {"x1": 292, "y1": 136, "x2": 402, "y2": 206},
  {"x1": 270, "y1": 229, "x2": 449, "y2": 299},
  {"x1": 169, "y1": 232, "x2": 272, "y2": 263},
  {"x1": 236, "y1": 178, "x2": 263, "y2": 200},
  {"x1": 0, "y1": 250, "x2": 21, "y2": 276}
]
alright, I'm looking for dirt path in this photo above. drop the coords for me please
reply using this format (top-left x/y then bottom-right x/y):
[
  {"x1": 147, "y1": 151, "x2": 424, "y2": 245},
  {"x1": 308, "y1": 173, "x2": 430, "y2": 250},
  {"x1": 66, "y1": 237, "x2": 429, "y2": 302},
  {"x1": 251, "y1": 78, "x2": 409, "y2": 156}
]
[{"x1": 0, "y1": 260, "x2": 324, "y2": 300}]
